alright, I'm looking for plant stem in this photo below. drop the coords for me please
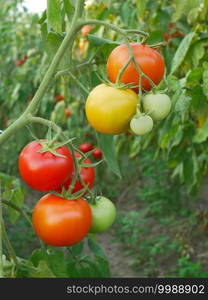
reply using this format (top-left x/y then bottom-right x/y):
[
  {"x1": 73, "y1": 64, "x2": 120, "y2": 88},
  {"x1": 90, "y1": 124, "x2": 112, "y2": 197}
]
[
  {"x1": 0, "y1": 0, "x2": 85, "y2": 147},
  {"x1": 65, "y1": 71, "x2": 90, "y2": 95},
  {"x1": 2, "y1": 222, "x2": 19, "y2": 267},
  {"x1": 0, "y1": 183, "x2": 3, "y2": 278}
]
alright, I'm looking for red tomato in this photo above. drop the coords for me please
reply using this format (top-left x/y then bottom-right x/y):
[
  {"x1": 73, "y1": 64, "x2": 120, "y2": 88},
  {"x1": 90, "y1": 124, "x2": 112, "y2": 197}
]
[
  {"x1": 32, "y1": 194, "x2": 92, "y2": 247},
  {"x1": 81, "y1": 25, "x2": 93, "y2": 36},
  {"x1": 15, "y1": 56, "x2": 27, "y2": 67},
  {"x1": 3, "y1": 119, "x2": 8, "y2": 126},
  {"x1": 93, "y1": 148, "x2": 102, "y2": 160},
  {"x1": 164, "y1": 32, "x2": 171, "y2": 42},
  {"x1": 55, "y1": 94, "x2": 64, "y2": 102},
  {"x1": 18, "y1": 141, "x2": 74, "y2": 192},
  {"x1": 58, "y1": 152, "x2": 95, "y2": 194},
  {"x1": 79, "y1": 142, "x2": 93, "y2": 153},
  {"x1": 172, "y1": 30, "x2": 185, "y2": 38},
  {"x1": 107, "y1": 43, "x2": 165, "y2": 91},
  {"x1": 65, "y1": 108, "x2": 71, "y2": 118}
]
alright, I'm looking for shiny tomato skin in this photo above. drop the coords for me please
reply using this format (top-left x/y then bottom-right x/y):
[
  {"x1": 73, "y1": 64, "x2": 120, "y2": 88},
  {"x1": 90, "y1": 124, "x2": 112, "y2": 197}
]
[
  {"x1": 93, "y1": 148, "x2": 102, "y2": 160},
  {"x1": 79, "y1": 142, "x2": 93, "y2": 153},
  {"x1": 32, "y1": 194, "x2": 92, "y2": 247},
  {"x1": 85, "y1": 84, "x2": 138, "y2": 135},
  {"x1": 60, "y1": 152, "x2": 95, "y2": 193},
  {"x1": 107, "y1": 43, "x2": 165, "y2": 91},
  {"x1": 18, "y1": 141, "x2": 74, "y2": 192}
]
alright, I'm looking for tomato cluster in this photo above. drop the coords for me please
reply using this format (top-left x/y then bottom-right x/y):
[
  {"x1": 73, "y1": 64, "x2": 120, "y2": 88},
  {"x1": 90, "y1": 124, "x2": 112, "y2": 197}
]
[
  {"x1": 18, "y1": 140, "x2": 115, "y2": 247},
  {"x1": 85, "y1": 42, "x2": 171, "y2": 136}
]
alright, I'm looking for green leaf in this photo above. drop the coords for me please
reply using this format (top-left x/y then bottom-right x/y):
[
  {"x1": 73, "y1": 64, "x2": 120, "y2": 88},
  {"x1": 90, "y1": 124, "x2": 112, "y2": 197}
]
[
  {"x1": 47, "y1": 248, "x2": 69, "y2": 277},
  {"x1": 88, "y1": 235, "x2": 108, "y2": 260},
  {"x1": 2, "y1": 187, "x2": 24, "y2": 223},
  {"x1": 170, "y1": 32, "x2": 195, "y2": 75},
  {"x1": 193, "y1": 121, "x2": 208, "y2": 143},
  {"x1": 30, "y1": 248, "x2": 48, "y2": 267},
  {"x1": 64, "y1": 0, "x2": 74, "y2": 20},
  {"x1": 47, "y1": 0, "x2": 62, "y2": 33},
  {"x1": 202, "y1": 69, "x2": 208, "y2": 100},
  {"x1": 88, "y1": 35, "x2": 120, "y2": 47},
  {"x1": 190, "y1": 41, "x2": 205, "y2": 68},
  {"x1": 30, "y1": 260, "x2": 55, "y2": 278},
  {"x1": 69, "y1": 241, "x2": 84, "y2": 256},
  {"x1": 96, "y1": 133, "x2": 121, "y2": 178},
  {"x1": 136, "y1": 0, "x2": 146, "y2": 21}
]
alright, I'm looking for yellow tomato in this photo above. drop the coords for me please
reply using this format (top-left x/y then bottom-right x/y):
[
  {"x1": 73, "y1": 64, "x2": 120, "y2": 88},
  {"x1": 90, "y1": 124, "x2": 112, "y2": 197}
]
[{"x1": 85, "y1": 84, "x2": 138, "y2": 135}]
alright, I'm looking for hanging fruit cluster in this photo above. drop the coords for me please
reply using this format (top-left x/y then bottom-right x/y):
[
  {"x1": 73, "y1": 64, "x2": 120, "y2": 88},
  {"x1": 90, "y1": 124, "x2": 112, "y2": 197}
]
[
  {"x1": 85, "y1": 43, "x2": 171, "y2": 136},
  {"x1": 18, "y1": 139, "x2": 116, "y2": 247}
]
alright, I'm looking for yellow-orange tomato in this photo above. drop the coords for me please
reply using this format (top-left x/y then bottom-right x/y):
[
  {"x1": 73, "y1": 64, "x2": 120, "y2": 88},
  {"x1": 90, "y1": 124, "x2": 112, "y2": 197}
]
[
  {"x1": 85, "y1": 84, "x2": 138, "y2": 135},
  {"x1": 32, "y1": 194, "x2": 92, "y2": 247}
]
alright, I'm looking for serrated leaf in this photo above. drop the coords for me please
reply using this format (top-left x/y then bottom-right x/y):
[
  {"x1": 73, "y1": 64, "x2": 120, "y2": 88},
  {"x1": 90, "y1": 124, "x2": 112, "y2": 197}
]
[
  {"x1": 47, "y1": 0, "x2": 62, "y2": 33},
  {"x1": 96, "y1": 133, "x2": 121, "y2": 178},
  {"x1": 170, "y1": 32, "x2": 195, "y2": 75}
]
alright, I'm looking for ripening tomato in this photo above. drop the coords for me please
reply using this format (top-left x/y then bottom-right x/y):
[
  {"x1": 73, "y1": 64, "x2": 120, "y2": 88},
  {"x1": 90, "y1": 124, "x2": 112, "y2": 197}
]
[
  {"x1": 32, "y1": 194, "x2": 92, "y2": 246},
  {"x1": 65, "y1": 107, "x2": 71, "y2": 118},
  {"x1": 130, "y1": 115, "x2": 153, "y2": 135},
  {"x1": 57, "y1": 152, "x2": 95, "y2": 194},
  {"x1": 18, "y1": 141, "x2": 74, "y2": 192},
  {"x1": 93, "y1": 148, "x2": 102, "y2": 160},
  {"x1": 81, "y1": 25, "x2": 93, "y2": 36},
  {"x1": 89, "y1": 196, "x2": 116, "y2": 233},
  {"x1": 143, "y1": 93, "x2": 171, "y2": 121},
  {"x1": 15, "y1": 56, "x2": 27, "y2": 67},
  {"x1": 55, "y1": 94, "x2": 64, "y2": 102},
  {"x1": 79, "y1": 142, "x2": 93, "y2": 153},
  {"x1": 85, "y1": 84, "x2": 138, "y2": 135},
  {"x1": 107, "y1": 43, "x2": 165, "y2": 91}
]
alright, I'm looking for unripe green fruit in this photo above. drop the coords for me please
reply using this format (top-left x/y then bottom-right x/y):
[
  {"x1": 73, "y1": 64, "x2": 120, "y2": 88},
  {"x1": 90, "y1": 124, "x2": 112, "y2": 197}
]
[
  {"x1": 130, "y1": 115, "x2": 153, "y2": 135},
  {"x1": 143, "y1": 93, "x2": 171, "y2": 121}
]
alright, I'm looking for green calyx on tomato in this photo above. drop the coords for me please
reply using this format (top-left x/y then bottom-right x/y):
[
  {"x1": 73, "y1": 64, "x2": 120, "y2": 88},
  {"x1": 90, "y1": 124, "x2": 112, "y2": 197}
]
[
  {"x1": 85, "y1": 84, "x2": 138, "y2": 135},
  {"x1": 32, "y1": 194, "x2": 92, "y2": 247},
  {"x1": 56, "y1": 152, "x2": 95, "y2": 195},
  {"x1": 89, "y1": 196, "x2": 116, "y2": 233}
]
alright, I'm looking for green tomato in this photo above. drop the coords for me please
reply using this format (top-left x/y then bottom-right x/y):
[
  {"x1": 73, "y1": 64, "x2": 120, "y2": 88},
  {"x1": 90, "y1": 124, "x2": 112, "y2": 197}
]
[
  {"x1": 89, "y1": 196, "x2": 116, "y2": 233},
  {"x1": 130, "y1": 115, "x2": 153, "y2": 135},
  {"x1": 143, "y1": 93, "x2": 171, "y2": 121}
]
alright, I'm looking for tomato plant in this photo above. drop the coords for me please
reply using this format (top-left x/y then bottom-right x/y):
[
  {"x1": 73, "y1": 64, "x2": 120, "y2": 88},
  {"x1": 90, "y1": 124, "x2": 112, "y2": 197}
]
[{"x1": 32, "y1": 194, "x2": 92, "y2": 246}]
